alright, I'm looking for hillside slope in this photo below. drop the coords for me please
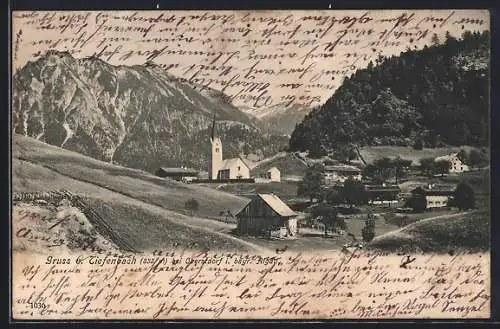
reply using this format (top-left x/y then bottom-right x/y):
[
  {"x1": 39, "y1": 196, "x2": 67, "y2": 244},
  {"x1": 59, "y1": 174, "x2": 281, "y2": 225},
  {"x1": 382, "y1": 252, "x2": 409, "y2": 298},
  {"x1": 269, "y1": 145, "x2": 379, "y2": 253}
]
[
  {"x1": 13, "y1": 134, "x2": 249, "y2": 220},
  {"x1": 289, "y1": 31, "x2": 490, "y2": 154},
  {"x1": 369, "y1": 167, "x2": 490, "y2": 253},
  {"x1": 12, "y1": 51, "x2": 287, "y2": 172},
  {"x1": 368, "y1": 210, "x2": 490, "y2": 253},
  {"x1": 250, "y1": 152, "x2": 309, "y2": 180},
  {"x1": 12, "y1": 134, "x2": 259, "y2": 252}
]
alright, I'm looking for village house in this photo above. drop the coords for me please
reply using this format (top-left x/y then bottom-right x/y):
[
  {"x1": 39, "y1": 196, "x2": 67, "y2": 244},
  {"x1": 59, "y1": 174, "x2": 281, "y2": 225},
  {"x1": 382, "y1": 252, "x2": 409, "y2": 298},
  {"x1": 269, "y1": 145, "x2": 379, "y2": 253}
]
[
  {"x1": 266, "y1": 167, "x2": 281, "y2": 182},
  {"x1": 208, "y1": 117, "x2": 251, "y2": 180},
  {"x1": 411, "y1": 184, "x2": 456, "y2": 209},
  {"x1": 235, "y1": 193, "x2": 298, "y2": 239},
  {"x1": 155, "y1": 167, "x2": 199, "y2": 182},
  {"x1": 434, "y1": 153, "x2": 470, "y2": 173},
  {"x1": 365, "y1": 184, "x2": 401, "y2": 206},
  {"x1": 255, "y1": 167, "x2": 281, "y2": 183},
  {"x1": 323, "y1": 164, "x2": 362, "y2": 185}
]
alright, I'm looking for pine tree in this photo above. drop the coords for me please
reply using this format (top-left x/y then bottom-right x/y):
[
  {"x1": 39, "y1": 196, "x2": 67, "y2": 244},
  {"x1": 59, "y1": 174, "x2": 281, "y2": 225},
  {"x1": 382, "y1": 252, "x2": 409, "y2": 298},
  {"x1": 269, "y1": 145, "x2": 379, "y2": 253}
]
[
  {"x1": 298, "y1": 163, "x2": 325, "y2": 202},
  {"x1": 431, "y1": 33, "x2": 440, "y2": 45}
]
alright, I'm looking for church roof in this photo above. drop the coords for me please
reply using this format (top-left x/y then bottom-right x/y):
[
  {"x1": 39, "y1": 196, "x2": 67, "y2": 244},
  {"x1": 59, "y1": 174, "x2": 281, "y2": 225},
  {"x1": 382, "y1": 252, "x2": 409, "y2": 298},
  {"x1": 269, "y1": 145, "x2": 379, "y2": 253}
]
[{"x1": 220, "y1": 157, "x2": 250, "y2": 170}]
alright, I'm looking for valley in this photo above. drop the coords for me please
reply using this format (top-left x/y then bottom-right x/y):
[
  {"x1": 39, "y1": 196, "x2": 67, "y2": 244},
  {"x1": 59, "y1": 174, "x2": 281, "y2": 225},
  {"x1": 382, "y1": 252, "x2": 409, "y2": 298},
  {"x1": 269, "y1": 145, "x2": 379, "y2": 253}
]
[
  {"x1": 13, "y1": 131, "x2": 491, "y2": 254},
  {"x1": 10, "y1": 31, "x2": 491, "y2": 256}
]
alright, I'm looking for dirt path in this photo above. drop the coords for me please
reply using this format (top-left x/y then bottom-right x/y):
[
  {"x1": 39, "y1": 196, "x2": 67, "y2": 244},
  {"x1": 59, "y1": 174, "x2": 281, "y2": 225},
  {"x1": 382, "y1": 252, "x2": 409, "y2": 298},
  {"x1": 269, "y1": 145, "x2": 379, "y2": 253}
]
[
  {"x1": 252, "y1": 152, "x2": 287, "y2": 168},
  {"x1": 176, "y1": 215, "x2": 268, "y2": 253}
]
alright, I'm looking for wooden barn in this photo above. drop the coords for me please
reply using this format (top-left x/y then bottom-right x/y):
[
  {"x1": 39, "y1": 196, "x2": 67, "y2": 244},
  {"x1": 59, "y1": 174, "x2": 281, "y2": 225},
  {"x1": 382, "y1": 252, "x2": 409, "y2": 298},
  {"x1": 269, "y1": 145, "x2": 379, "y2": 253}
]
[
  {"x1": 366, "y1": 184, "x2": 401, "y2": 206},
  {"x1": 155, "y1": 167, "x2": 199, "y2": 182},
  {"x1": 235, "y1": 193, "x2": 298, "y2": 239}
]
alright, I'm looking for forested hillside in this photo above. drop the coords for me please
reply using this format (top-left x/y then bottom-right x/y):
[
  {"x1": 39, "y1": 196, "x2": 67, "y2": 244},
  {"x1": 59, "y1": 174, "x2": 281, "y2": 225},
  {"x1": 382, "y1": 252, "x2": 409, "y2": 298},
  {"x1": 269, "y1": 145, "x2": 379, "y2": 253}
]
[{"x1": 289, "y1": 31, "x2": 490, "y2": 156}]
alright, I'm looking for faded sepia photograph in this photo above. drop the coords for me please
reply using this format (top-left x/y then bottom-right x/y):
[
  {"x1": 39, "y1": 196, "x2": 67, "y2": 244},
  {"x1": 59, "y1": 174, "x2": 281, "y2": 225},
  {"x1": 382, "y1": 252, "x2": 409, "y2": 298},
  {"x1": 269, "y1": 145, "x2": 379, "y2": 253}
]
[{"x1": 10, "y1": 9, "x2": 491, "y2": 320}]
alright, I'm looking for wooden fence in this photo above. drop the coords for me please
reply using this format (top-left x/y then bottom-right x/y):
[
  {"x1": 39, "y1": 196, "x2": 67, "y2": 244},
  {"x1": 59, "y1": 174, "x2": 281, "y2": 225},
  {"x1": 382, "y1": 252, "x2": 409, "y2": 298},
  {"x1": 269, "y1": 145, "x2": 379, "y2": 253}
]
[
  {"x1": 193, "y1": 178, "x2": 255, "y2": 184},
  {"x1": 12, "y1": 189, "x2": 137, "y2": 253},
  {"x1": 12, "y1": 190, "x2": 74, "y2": 202}
]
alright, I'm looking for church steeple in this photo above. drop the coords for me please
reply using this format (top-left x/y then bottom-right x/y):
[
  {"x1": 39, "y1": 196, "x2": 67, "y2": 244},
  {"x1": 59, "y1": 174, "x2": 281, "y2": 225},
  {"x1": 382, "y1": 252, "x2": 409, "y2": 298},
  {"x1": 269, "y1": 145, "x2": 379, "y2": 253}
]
[
  {"x1": 209, "y1": 114, "x2": 222, "y2": 180},
  {"x1": 211, "y1": 113, "x2": 217, "y2": 141}
]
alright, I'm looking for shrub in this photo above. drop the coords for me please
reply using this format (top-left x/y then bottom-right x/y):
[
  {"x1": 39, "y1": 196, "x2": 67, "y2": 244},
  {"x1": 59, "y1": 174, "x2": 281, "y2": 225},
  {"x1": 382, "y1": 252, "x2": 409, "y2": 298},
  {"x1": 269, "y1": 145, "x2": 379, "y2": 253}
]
[
  {"x1": 311, "y1": 203, "x2": 346, "y2": 236},
  {"x1": 406, "y1": 192, "x2": 427, "y2": 213},
  {"x1": 362, "y1": 215, "x2": 376, "y2": 242},
  {"x1": 326, "y1": 189, "x2": 342, "y2": 205},
  {"x1": 340, "y1": 178, "x2": 367, "y2": 206},
  {"x1": 185, "y1": 198, "x2": 199, "y2": 213},
  {"x1": 453, "y1": 182, "x2": 475, "y2": 210},
  {"x1": 413, "y1": 139, "x2": 424, "y2": 150}
]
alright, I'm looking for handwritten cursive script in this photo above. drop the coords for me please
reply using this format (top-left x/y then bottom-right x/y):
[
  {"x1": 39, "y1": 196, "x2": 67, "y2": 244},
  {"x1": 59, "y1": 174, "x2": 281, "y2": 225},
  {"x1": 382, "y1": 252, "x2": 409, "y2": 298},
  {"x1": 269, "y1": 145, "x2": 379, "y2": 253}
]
[
  {"x1": 11, "y1": 10, "x2": 489, "y2": 108},
  {"x1": 12, "y1": 250, "x2": 490, "y2": 319}
]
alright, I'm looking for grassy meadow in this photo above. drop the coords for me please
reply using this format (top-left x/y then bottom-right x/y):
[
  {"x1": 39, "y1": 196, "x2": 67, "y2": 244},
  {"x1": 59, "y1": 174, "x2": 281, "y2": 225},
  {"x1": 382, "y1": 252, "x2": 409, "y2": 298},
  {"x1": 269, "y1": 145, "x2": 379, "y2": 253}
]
[
  {"x1": 12, "y1": 134, "x2": 256, "y2": 252},
  {"x1": 358, "y1": 145, "x2": 480, "y2": 165},
  {"x1": 13, "y1": 134, "x2": 249, "y2": 219}
]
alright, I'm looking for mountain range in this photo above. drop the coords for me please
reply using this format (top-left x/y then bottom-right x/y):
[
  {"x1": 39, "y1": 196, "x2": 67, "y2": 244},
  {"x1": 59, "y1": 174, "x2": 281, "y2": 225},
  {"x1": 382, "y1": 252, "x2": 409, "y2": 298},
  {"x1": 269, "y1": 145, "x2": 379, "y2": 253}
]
[
  {"x1": 241, "y1": 103, "x2": 311, "y2": 136},
  {"x1": 12, "y1": 50, "x2": 289, "y2": 172}
]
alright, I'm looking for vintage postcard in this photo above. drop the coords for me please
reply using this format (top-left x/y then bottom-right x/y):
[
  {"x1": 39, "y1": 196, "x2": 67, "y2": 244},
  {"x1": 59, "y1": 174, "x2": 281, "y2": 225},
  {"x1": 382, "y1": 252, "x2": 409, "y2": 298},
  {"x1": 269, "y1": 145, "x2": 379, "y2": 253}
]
[{"x1": 10, "y1": 9, "x2": 491, "y2": 320}]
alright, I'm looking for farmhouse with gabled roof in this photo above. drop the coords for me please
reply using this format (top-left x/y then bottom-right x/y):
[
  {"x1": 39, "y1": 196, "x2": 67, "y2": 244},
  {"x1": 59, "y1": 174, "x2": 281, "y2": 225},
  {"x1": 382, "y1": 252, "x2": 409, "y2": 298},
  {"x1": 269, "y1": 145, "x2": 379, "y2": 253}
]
[{"x1": 235, "y1": 193, "x2": 298, "y2": 239}]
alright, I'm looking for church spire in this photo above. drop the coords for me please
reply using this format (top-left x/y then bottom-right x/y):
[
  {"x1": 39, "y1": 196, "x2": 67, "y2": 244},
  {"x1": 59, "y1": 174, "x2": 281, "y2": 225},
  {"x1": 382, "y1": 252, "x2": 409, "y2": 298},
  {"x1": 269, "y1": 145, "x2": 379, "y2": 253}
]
[
  {"x1": 209, "y1": 113, "x2": 222, "y2": 180},
  {"x1": 211, "y1": 113, "x2": 217, "y2": 141}
]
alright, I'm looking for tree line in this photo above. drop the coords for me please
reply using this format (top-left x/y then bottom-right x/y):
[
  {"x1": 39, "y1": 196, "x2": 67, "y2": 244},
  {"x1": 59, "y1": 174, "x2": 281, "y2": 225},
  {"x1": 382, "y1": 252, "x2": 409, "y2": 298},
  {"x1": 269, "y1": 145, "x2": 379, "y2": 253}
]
[{"x1": 289, "y1": 31, "x2": 490, "y2": 156}]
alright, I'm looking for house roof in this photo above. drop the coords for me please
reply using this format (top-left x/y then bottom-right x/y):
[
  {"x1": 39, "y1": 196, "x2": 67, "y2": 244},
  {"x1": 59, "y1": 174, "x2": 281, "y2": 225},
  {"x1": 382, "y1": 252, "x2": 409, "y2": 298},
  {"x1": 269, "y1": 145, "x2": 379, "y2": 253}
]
[
  {"x1": 366, "y1": 189, "x2": 401, "y2": 193},
  {"x1": 236, "y1": 193, "x2": 297, "y2": 218},
  {"x1": 365, "y1": 185, "x2": 401, "y2": 192},
  {"x1": 421, "y1": 190, "x2": 455, "y2": 196},
  {"x1": 412, "y1": 185, "x2": 456, "y2": 196},
  {"x1": 157, "y1": 167, "x2": 199, "y2": 175},
  {"x1": 220, "y1": 157, "x2": 250, "y2": 170},
  {"x1": 434, "y1": 153, "x2": 459, "y2": 162},
  {"x1": 258, "y1": 194, "x2": 297, "y2": 217},
  {"x1": 324, "y1": 165, "x2": 361, "y2": 173}
]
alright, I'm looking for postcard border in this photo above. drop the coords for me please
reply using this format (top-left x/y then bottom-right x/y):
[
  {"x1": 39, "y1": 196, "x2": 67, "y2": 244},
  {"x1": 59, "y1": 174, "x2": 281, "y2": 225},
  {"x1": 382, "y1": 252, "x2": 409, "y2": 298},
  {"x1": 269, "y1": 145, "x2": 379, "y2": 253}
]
[{"x1": 6, "y1": 0, "x2": 500, "y2": 325}]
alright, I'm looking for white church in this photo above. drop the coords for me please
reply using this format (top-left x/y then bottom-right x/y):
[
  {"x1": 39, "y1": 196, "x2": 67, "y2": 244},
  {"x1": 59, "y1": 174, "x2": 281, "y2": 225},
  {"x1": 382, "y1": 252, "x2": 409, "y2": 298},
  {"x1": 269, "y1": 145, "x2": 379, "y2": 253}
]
[{"x1": 209, "y1": 117, "x2": 251, "y2": 180}]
